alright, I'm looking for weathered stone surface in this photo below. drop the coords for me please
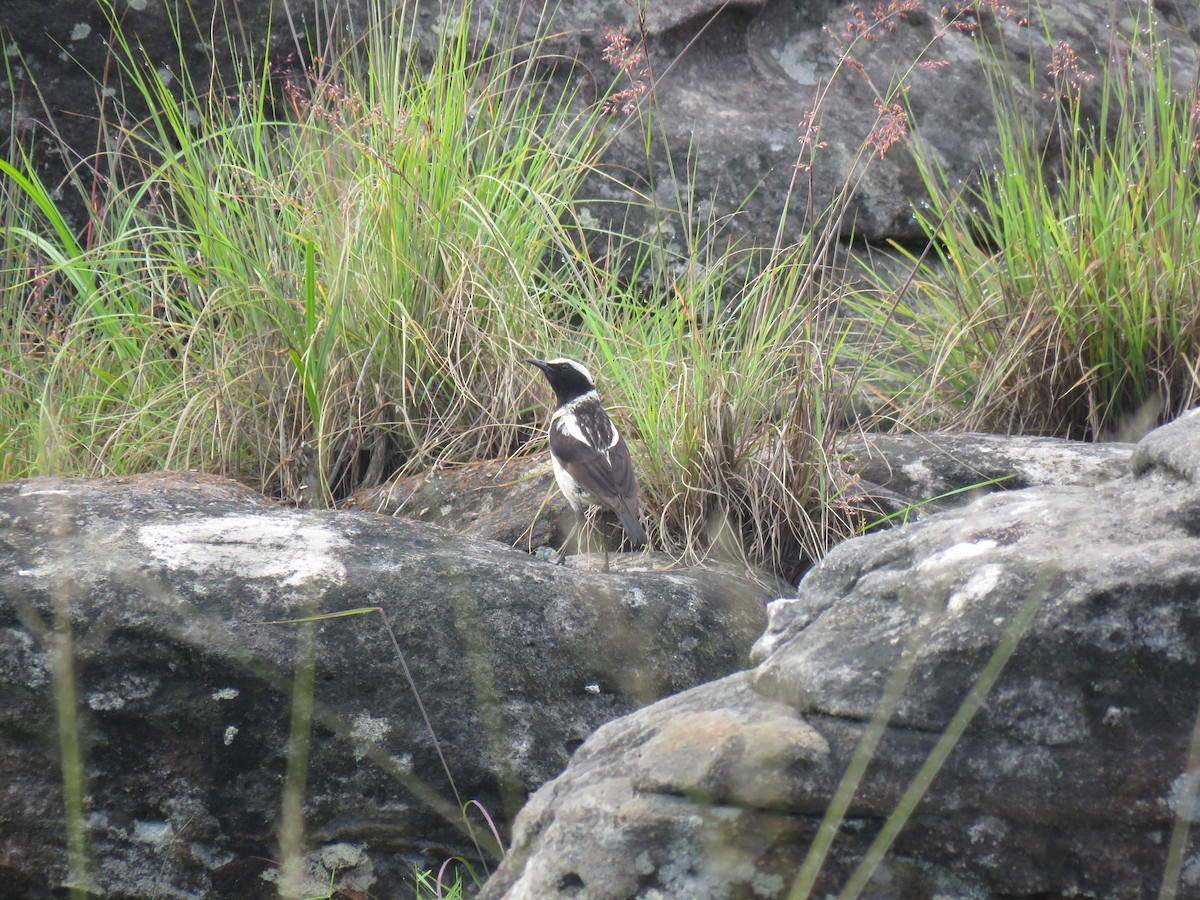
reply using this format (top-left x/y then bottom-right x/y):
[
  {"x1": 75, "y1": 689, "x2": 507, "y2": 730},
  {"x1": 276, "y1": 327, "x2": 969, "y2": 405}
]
[
  {"x1": 4, "y1": 1, "x2": 1199, "y2": 244},
  {"x1": 480, "y1": 408, "x2": 1200, "y2": 898},
  {"x1": 0, "y1": 472, "x2": 781, "y2": 898},
  {"x1": 345, "y1": 454, "x2": 664, "y2": 559},
  {"x1": 490, "y1": 0, "x2": 1200, "y2": 245},
  {"x1": 588, "y1": 0, "x2": 1200, "y2": 247},
  {"x1": 351, "y1": 433, "x2": 1136, "y2": 574},
  {"x1": 840, "y1": 430, "x2": 1135, "y2": 521},
  {"x1": 345, "y1": 457, "x2": 567, "y2": 551}
]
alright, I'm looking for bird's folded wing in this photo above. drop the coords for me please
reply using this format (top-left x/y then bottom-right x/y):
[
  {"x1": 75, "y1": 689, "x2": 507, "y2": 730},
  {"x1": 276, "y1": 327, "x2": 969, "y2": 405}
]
[{"x1": 549, "y1": 423, "x2": 638, "y2": 506}]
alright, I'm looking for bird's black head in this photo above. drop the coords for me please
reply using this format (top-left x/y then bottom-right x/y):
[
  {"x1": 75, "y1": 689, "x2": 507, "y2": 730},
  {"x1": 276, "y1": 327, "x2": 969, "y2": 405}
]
[{"x1": 527, "y1": 357, "x2": 597, "y2": 406}]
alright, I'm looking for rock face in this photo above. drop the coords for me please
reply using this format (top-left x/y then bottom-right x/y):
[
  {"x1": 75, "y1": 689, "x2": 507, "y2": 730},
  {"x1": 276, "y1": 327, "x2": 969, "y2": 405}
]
[
  {"x1": 533, "y1": 0, "x2": 1200, "y2": 246},
  {"x1": 4, "y1": 1, "x2": 1199, "y2": 244},
  {"x1": 479, "y1": 409, "x2": 1200, "y2": 898},
  {"x1": 840, "y1": 430, "x2": 1135, "y2": 522},
  {"x1": 346, "y1": 457, "x2": 569, "y2": 552},
  {"x1": 348, "y1": 436, "x2": 1137, "y2": 571},
  {"x1": 0, "y1": 473, "x2": 780, "y2": 898}
]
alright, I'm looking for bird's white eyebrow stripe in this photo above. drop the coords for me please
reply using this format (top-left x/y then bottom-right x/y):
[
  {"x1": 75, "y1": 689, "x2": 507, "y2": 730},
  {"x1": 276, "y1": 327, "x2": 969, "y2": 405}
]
[{"x1": 544, "y1": 357, "x2": 594, "y2": 383}]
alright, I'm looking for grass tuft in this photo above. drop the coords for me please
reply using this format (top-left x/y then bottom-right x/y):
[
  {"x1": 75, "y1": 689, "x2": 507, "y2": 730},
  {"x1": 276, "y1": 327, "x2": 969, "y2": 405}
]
[
  {"x1": 851, "y1": 16, "x2": 1200, "y2": 439},
  {"x1": 0, "y1": 1, "x2": 596, "y2": 503}
]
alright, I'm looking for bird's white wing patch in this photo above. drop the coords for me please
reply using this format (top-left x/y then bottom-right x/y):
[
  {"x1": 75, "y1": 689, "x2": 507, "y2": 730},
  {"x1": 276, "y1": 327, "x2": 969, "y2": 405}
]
[
  {"x1": 553, "y1": 408, "x2": 591, "y2": 446},
  {"x1": 595, "y1": 415, "x2": 621, "y2": 451},
  {"x1": 554, "y1": 393, "x2": 621, "y2": 448}
]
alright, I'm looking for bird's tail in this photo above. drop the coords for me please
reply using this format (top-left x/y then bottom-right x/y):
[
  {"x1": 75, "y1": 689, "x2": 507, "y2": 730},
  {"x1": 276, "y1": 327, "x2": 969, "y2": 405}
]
[{"x1": 612, "y1": 497, "x2": 647, "y2": 547}]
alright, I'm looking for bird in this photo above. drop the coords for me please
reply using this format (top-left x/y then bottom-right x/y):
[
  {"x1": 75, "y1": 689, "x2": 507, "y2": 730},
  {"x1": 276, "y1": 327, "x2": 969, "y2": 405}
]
[{"x1": 527, "y1": 357, "x2": 647, "y2": 569}]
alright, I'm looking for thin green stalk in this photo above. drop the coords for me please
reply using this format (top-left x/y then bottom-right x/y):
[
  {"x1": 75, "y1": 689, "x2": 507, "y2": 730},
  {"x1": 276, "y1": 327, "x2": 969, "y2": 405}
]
[
  {"x1": 51, "y1": 596, "x2": 93, "y2": 898},
  {"x1": 277, "y1": 619, "x2": 317, "y2": 899},
  {"x1": 1159, "y1": 688, "x2": 1200, "y2": 899}
]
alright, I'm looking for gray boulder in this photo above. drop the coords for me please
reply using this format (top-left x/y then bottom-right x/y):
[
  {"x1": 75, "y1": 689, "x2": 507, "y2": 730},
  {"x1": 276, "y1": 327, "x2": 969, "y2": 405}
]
[
  {"x1": 479, "y1": 408, "x2": 1200, "y2": 898},
  {"x1": 840, "y1": 430, "x2": 1134, "y2": 522},
  {"x1": 346, "y1": 457, "x2": 568, "y2": 552},
  {"x1": 513, "y1": 0, "x2": 1200, "y2": 246},
  {"x1": 351, "y1": 434, "x2": 1135, "y2": 575},
  {"x1": 5, "y1": 1, "x2": 1200, "y2": 245},
  {"x1": 0, "y1": 472, "x2": 780, "y2": 898}
]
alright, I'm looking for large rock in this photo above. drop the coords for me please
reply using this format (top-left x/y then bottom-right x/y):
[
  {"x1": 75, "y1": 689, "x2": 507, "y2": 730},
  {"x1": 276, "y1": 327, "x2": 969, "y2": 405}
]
[
  {"x1": 480, "y1": 408, "x2": 1200, "y2": 898},
  {"x1": 346, "y1": 457, "x2": 568, "y2": 552},
  {"x1": 840, "y1": 430, "x2": 1134, "y2": 522},
  {"x1": 347, "y1": 435, "x2": 1136, "y2": 563},
  {"x1": 0, "y1": 472, "x2": 781, "y2": 898},
  {"x1": 488, "y1": 0, "x2": 1200, "y2": 246},
  {"x1": 4, "y1": 1, "x2": 1199, "y2": 244}
]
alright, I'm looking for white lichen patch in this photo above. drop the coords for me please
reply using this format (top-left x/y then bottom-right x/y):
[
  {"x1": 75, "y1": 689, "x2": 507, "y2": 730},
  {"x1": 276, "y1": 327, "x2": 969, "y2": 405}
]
[
  {"x1": 751, "y1": 870, "x2": 785, "y2": 896},
  {"x1": 70, "y1": 23, "x2": 92, "y2": 41},
  {"x1": 132, "y1": 820, "x2": 172, "y2": 845},
  {"x1": 901, "y1": 458, "x2": 934, "y2": 487},
  {"x1": 138, "y1": 514, "x2": 347, "y2": 588},
  {"x1": 223, "y1": 725, "x2": 239, "y2": 746},
  {"x1": 968, "y1": 815, "x2": 1009, "y2": 844},
  {"x1": 1169, "y1": 770, "x2": 1200, "y2": 823},
  {"x1": 86, "y1": 674, "x2": 159, "y2": 711},
  {"x1": 320, "y1": 843, "x2": 368, "y2": 870},
  {"x1": 946, "y1": 564, "x2": 1004, "y2": 613},
  {"x1": 19, "y1": 486, "x2": 71, "y2": 496},
  {"x1": 127, "y1": 0, "x2": 148, "y2": 10},
  {"x1": 2, "y1": 628, "x2": 48, "y2": 687},
  {"x1": 350, "y1": 713, "x2": 390, "y2": 759},
  {"x1": 577, "y1": 206, "x2": 599, "y2": 229},
  {"x1": 211, "y1": 687, "x2": 239, "y2": 701},
  {"x1": 1102, "y1": 706, "x2": 1132, "y2": 727},
  {"x1": 917, "y1": 539, "x2": 998, "y2": 573},
  {"x1": 623, "y1": 587, "x2": 648, "y2": 609},
  {"x1": 190, "y1": 841, "x2": 236, "y2": 870},
  {"x1": 1183, "y1": 848, "x2": 1200, "y2": 888},
  {"x1": 259, "y1": 842, "x2": 374, "y2": 894},
  {"x1": 390, "y1": 753, "x2": 414, "y2": 773}
]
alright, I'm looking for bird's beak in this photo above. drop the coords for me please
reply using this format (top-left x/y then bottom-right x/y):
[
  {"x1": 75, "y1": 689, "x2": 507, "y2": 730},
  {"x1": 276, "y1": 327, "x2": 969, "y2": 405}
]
[{"x1": 526, "y1": 358, "x2": 548, "y2": 371}]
